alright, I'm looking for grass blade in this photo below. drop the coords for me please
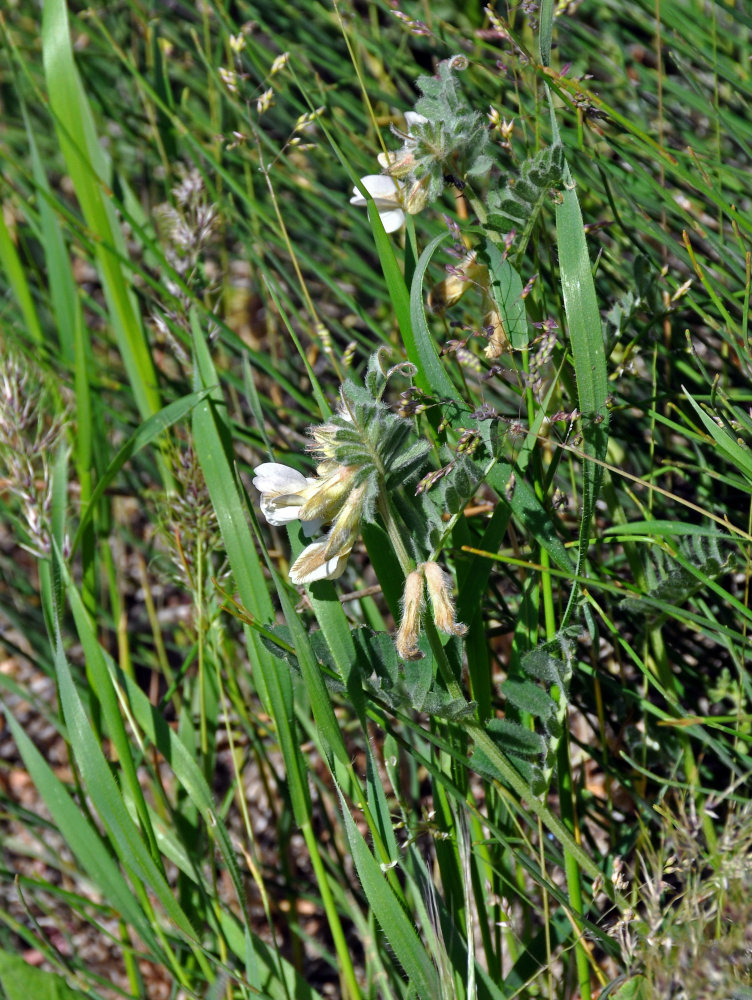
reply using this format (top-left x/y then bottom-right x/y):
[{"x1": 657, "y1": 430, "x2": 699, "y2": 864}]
[
  {"x1": 337, "y1": 786, "x2": 441, "y2": 999},
  {"x1": 42, "y1": 0, "x2": 161, "y2": 423}
]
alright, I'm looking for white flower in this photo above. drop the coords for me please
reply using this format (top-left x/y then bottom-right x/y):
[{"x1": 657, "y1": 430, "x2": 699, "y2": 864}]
[
  {"x1": 289, "y1": 538, "x2": 351, "y2": 585},
  {"x1": 350, "y1": 174, "x2": 407, "y2": 234},
  {"x1": 377, "y1": 111, "x2": 428, "y2": 173},
  {"x1": 350, "y1": 111, "x2": 430, "y2": 233},
  {"x1": 253, "y1": 461, "x2": 366, "y2": 585},
  {"x1": 252, "y1": 462, "x2": 320, "y2": 535}
]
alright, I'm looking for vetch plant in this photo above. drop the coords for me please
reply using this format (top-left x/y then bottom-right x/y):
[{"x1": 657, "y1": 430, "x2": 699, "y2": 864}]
[
  {"x1": 254, "y1": 352, "x2": 432, "y2": 587},
  {"x1": 330, "y1": 37, "x2": 619, "y2": 1000}
]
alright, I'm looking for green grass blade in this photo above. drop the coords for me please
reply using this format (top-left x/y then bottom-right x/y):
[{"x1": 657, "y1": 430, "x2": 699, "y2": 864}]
[
  {"x1": 549, "y1": 96, "x2": 610, "y2": 619},
  {"x1": 0, "y1": 200, "x2": 43, "y2": 345},
  {"x1": 408, "y1": 233, "x2": 461, "y2": 400},
  {"x1": 42, "y1": 0, "x2": 161, "y2": 423},
  {"x1": 369, "y1": 205, "x2": 416, "y2": 362},
  {"x1": 484, "y1": 241, "x2": 530, "y2": 350},
  {"x1": 51, "y1": 626, "x2": 199, "y2": 943},
  {"x1": 71, "y1": 390, "x2": 209, "y2": 555},
  {"x1": 683, "y1": 386, "x2": 752, "y2": 483},
  {"x1": 539, "y1": 0, "x2": 555, "y2": 65},
  {"x1": 190, "y1": 319, "x2": 274, "y2": 624},
  {"x1": 485, "y1": 461, "x2": 572, "y2": 571},
  {"x1": 65, "y1": 579, "x2": 163, "y2": 868},
  {"x1": 273, "y1": 567, "x2": 350, "y2": 770},
  {"x1": 0, "y1": 948, "x2": 91, "y2": 999},
  {"x1": 190, "y1": 313, "x2": 313, "y2": 829},
  {"x1": 25, "y1": 102, "x2": 77, "y2": 362},
  {"x1": 337, "y1": 786, "x2": 442, "y2": 999},
  {"x1": 114, "y1": 669, "x2": 250, "y2": 921}
]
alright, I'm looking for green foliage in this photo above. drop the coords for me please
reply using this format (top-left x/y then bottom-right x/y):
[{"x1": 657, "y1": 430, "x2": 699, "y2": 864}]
[
  {"x1": 412, "y1": 55, "x2": 494, "y2": 179},
  {"x1": 474, "y1": 636, "x2": 573, "y2": 797},
  {"x1": 334, "y1": 371, "x2": 433, "y2": 493},
  {"x1": 486, "y1": 142, "x2": 565, "y2": 251},
  {"x1": 621, "y1": 536, "x2": 733, "y2": 621},
  {"x1": 481, "y1": 239, "x2": 531, "y2": 349},
  {"x1": 1, "y1": 0, "x2": 752, "y2": 997},
  {"x1": 0, "y1": 951, "x2": 89, "y2": 999}
]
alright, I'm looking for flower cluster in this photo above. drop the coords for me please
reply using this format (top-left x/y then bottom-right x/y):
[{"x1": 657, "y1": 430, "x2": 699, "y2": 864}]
[
  {"x1": 350, "y1": 56, "x2": 493, "y2": 235},
  {"x1": 0, "y1": 351, "x2": 69, "y2": 558},
  {"x1": 253, "y1": 356, "x2": 470, "y2": 666},
  {"x1": 395, "y1": 561, "x2": 467, "y2": 660},
  {"x1": 152, "y1": 167, "x2": 220, "y2": 361},
  {"x1": 253, "y1": 355, "x2": 432, "y2": 586},
  {"x1": 252, "y1": 456, "x2": 369, "y2": 585},
  {"x1": 349, "y1": 111, "x2": 428, "y2": 233}
]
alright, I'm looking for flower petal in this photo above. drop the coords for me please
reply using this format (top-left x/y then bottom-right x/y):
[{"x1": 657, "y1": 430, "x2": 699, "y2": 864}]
[
  {"x1": 253, "y1": 462, "x2": 318, "y2": 527},
  {"x1": 289, "y1": 539, "x2": 351, "y2": 585},
  {"x1": 350, "y1": 174, "x2": 403, "y2": 208},
  {"x1": 404, "y1": 111, "x2": 428, "y2": 129},
  {"x1": 252, "y1": 462, "x2": 309, "y2": 494},
  {"x1": 377, "y1": 208, "x2": 406, "y2": 234},
  {"x1": 297, "y1": 464, "x2": 356, "y2": 523},
  {"x1": 260, "y1": 496, "x2": 302, "y2": 526}
]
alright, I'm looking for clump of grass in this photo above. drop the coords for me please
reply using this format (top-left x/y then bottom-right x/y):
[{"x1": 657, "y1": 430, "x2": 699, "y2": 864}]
[
  {"x1": 0, "y1": 1, "x2": 751, "y2": 998},
  {"x1": 610, "y1": 798, "x2": 752, "y2": 999}
]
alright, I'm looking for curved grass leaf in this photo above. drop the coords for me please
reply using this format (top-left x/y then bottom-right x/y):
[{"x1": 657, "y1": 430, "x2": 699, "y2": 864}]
[
  {"x1": 408, "y1": 232, "x2": 461, "y2": 400},
  {"x1": 549, "y1": 99, "x2": 610, "y2": 621},
  {"x1": 52, "y1": 627, "x2": 199, "y2": 944},
  {"x1": 42, "y1": 0, "x2": 161, "y2": 424},
  {"x1": 337, "y1": 787, "x2": 441, "y2": 999},
  {"x1": 683, "y1": 386, "x2": 752, "y2": 484},
  {"x1": 1, "y1": 708, "x2": 162, "y2": 959},
  {"x1": 481, "y1": 240, "x2": 530, "y2": 350},
  {"x1": 190, "y1": 312, "x2": 313, "y2": 834},
  {"x1": 71, "y1": 391, "x2": 210, "y2": 555}
]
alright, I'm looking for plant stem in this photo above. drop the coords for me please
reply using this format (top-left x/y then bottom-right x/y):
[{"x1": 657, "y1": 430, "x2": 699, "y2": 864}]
[{"x1": 377, "y1": 490, "x2": 414, "y2": 574}]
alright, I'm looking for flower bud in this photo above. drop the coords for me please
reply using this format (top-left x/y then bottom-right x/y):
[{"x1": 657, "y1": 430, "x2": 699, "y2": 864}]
[
  {"x1": 427, "y1": 252, "x2": 486, "y2": 314},
  {"x1": 298, "y1": 464, "x2": 358, "y2": 524},
  {"x1": 405, "y1": 176, "x2": 431, "y2": 215},
  {"x1": 395, "y1": 569, "x2": 426, "y2": 661},
  {"x1": 484, "y1": 309, "x2": 510, "y2": 359},
  {"x1": 377, "y1": 148, "x2": 418, "y2": 178},
  {"x1": 423, "y1": 561, "x2": 467, "y2": 637}
]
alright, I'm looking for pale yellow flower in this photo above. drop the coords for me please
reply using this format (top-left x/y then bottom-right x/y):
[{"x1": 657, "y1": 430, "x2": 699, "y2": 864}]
[
  {"x1": 289, "y1": 480, "x2": 367, "y2": 585},
  {"x1": 253, "y1": 461, "x2": 366, "y2": 585},
  {"x1": 395, "y1": 569, "x2": 426, "y2": 660},
  {"x1": 423, "y1": 561, "x2": 467, "y2": 638}
]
